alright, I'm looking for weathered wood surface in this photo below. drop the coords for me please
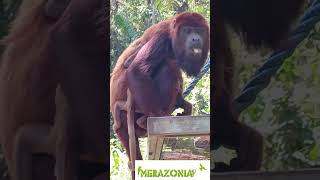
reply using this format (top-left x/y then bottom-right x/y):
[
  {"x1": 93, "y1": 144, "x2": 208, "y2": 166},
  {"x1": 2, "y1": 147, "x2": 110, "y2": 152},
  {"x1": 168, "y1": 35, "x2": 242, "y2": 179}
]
[
  {"x1": 147, "y1": 115, "x2": 210, "y2": 160},
  {"x1": 147, "y1": 136, "x2": 164, "y2": 160},
  {"x1": 211, "y1": 168, "x2": 320, "y2": 180},
  {"x1": 147, "y1": 115, "x2": 210, "y2": 136},
  {"x1": 161, "y1": 152, "x2": 207, "y2": 160}
]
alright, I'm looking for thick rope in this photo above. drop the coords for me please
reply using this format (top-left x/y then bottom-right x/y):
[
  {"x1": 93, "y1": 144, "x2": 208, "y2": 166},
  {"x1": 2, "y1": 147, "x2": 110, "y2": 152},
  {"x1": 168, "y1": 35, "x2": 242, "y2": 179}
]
[
  {"x1": 213, "y1": 0, "x2": 320, "y2": 152},
  {"x1": 235, "y1": 0, "x2": 320, "y2": 113}
]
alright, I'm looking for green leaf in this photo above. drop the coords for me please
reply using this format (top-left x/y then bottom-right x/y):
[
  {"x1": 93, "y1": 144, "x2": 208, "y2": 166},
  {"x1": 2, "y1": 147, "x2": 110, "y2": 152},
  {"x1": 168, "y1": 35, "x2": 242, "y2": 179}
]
[{"x1": 309, "y1": 144, "x2": 320, "y2": 160}]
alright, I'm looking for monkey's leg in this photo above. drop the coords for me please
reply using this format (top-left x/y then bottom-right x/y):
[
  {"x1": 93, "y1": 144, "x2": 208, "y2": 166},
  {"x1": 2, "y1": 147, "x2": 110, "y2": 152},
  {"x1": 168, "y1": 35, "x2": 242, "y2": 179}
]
[
  {"x1": 114, "y1": 93, "x2": 145, "y2": 178},
  {"x1": 113, "y1": 101, "x2": 127, "y2": 131},
  {"x1": 114, "y1": 99, "x2": 145, "y2": 131},
  {"x1": 55, "y1": 111, "x2": 79, "y2": 180},
  {"x1": 54, "y1": 85, "x2": 78, "y2": 180},
  {"x1": 13, "y1": 124, "x2": 53, "y2": 180}
]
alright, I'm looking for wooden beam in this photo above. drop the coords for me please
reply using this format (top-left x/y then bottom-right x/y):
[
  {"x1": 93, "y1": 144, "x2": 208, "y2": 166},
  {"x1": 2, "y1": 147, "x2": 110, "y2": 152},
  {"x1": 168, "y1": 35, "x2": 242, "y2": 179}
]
[{"x1": 147, "y1": 115, "x2": 210, "y2": 137}]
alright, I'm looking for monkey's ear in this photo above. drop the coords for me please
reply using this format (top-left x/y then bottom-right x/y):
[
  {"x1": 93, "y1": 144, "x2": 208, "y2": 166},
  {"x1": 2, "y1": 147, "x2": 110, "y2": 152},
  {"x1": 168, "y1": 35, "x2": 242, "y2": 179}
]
[
  {"x1": 172, "y1": 19, "x2": 177, "y2": 28},
  {"x1": 45, "y1": 0, "x2": 70, "y2": 19}
]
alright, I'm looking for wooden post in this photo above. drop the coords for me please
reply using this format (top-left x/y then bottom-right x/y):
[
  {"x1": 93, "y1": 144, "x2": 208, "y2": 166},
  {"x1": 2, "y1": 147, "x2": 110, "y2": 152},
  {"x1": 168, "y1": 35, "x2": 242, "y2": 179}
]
[{"x1": 147, "y1": 136, "x2": 164, "y2": 160}]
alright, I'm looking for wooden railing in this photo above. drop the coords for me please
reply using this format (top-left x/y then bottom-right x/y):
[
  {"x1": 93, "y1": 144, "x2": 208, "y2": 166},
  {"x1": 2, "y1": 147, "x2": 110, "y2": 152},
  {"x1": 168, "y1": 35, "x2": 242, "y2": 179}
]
[{"x1": 147, "y1": 115, "x2": 210, "y2": 160}]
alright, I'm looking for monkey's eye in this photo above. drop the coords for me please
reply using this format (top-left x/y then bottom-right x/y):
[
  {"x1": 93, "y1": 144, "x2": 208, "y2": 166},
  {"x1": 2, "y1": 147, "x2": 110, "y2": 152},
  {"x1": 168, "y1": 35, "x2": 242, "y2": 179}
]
[
  {"x1": 183, "y1": 27, "x2": 191, "y2": 34},
  {"x1": 196, "y1": 27, "x2": 206, "y2": 34}
]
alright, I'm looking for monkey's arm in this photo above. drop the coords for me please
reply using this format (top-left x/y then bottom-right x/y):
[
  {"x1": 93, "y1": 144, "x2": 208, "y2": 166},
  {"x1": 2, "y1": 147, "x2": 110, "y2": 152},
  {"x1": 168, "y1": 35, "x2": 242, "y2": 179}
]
[
  {"x1": 127, "y1": 33, "x2": 171, "y2": 78},
  {"x1": 126, "y1": 33, "x2": 171, "y2": 115},
  {"x1": 13, "y1": 124, "x2": 53, "y2": 180},
  {"x1": 175, "y1": 93, "x2": 192, "y2": 116}
]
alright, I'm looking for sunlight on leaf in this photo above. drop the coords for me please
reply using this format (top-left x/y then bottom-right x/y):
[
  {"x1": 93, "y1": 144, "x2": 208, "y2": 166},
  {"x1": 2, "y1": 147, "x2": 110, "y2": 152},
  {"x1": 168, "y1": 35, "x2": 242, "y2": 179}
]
[{"x1": 212, "y1": 146, "x2": 237, "y2": 165}]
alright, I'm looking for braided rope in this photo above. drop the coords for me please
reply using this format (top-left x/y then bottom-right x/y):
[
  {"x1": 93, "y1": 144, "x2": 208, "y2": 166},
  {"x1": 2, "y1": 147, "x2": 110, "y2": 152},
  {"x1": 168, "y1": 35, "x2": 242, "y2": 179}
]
[
  {"x1": 213, "y1": 0, "x2": 320, "y2": 152},
  {"x1": 235, "y1": 0, "x2": 320, "y2": 113}
]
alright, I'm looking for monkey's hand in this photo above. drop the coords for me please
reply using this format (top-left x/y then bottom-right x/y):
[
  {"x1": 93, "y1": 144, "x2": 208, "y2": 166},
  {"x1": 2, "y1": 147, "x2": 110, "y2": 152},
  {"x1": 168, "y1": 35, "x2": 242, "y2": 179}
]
[{"x1": 175, "y1": 94, "x2": 192, "y2": 116}]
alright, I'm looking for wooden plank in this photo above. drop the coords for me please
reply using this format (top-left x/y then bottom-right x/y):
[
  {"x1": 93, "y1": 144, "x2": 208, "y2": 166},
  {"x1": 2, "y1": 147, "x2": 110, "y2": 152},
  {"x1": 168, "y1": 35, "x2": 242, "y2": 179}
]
[
  {"x1": 147, "y1": 115, "x2": 210, "y2": 136},
  {"x1": 147, "y1": 136, "x2": 164, "y2": 160},
  {"x1": 211, "y1": 169, "x2": 320, "y2": 180}
]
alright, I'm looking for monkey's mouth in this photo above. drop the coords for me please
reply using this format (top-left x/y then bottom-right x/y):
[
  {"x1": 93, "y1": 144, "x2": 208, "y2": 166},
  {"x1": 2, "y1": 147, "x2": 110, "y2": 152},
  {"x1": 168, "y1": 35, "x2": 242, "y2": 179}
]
[{"x1": 191, "y1": 48, "x2": 202, "y2": 55}]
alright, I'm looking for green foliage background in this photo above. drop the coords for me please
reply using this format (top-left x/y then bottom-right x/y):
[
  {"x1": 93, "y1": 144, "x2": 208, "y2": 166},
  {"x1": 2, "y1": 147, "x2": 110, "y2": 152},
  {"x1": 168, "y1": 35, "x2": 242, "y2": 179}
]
[{"x1": 223, "y1": 21, "x2": 320, "y2": 170}]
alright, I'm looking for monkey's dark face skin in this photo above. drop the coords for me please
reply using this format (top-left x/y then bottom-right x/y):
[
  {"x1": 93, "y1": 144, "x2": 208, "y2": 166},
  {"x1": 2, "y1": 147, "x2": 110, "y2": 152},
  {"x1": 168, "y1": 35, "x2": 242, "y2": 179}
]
[
  {"x1": 182, "y1": 26, "x2": 205, "y2": 57},
  {"x1": 174, "y1": 26, "x2": 208, "y2": 76},
  {"x1": 171, "y1": 14, "x2": 209, "y2": 77}
]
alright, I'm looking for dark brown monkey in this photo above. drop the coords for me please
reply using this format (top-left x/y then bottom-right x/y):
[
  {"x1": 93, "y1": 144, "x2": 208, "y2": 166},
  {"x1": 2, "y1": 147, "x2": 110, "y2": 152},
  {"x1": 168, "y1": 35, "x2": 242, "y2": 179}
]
[
  {"x1": 13, "y1": 86, "x2": 74, "y2": 180},
  {"x1": 213, "y1": 0, "x2": 305, "y2": 171},
  {"x1": 0, "y1": 0, "x2": 107, "y2": 180}
]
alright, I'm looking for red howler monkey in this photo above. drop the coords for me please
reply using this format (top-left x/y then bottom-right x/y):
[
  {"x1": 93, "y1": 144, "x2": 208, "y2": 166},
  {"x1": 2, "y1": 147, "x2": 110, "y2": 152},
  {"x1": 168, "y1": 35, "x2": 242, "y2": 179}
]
[{"x1": 110, "y1": 12, "x2": 209, "y2": 178}]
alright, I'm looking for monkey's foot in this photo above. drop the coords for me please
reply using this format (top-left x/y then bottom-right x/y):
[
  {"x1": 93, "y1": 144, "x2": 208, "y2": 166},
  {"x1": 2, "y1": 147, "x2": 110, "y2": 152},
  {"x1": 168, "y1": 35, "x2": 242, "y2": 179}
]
[{"x1": 136, "y1": 116, "x2": 147, "y2": 130}]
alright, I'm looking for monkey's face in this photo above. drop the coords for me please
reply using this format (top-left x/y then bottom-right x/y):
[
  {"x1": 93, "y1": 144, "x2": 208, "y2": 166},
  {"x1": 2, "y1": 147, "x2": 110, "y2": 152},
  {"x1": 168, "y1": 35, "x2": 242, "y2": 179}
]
[
  {"x1": 173, "y1": 25, "x2": 209, "y2": 76},
  {"x1": 182, "y1": 26, "x2": 205, "y2": 57}
]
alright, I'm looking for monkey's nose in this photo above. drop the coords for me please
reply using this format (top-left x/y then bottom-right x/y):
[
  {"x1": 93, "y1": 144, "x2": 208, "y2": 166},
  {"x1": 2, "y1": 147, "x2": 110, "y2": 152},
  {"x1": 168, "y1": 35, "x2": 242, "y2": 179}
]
[
  {"x1": 192, "y1": 37, "x2": 200, "y2": 42},
  {"x1": 190, "y1": 35, "x2": 202, "y2": 48}
]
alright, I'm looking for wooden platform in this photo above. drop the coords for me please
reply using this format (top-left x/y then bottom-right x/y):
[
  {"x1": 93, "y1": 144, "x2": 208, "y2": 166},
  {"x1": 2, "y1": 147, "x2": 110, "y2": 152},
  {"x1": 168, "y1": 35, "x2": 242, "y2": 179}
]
[
  {"x1": 147, "y1": 115, "x2": 210, "y2": 160},
  {"x1": 211, "y1": 169, "x2": 320, "y2": 180}
]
